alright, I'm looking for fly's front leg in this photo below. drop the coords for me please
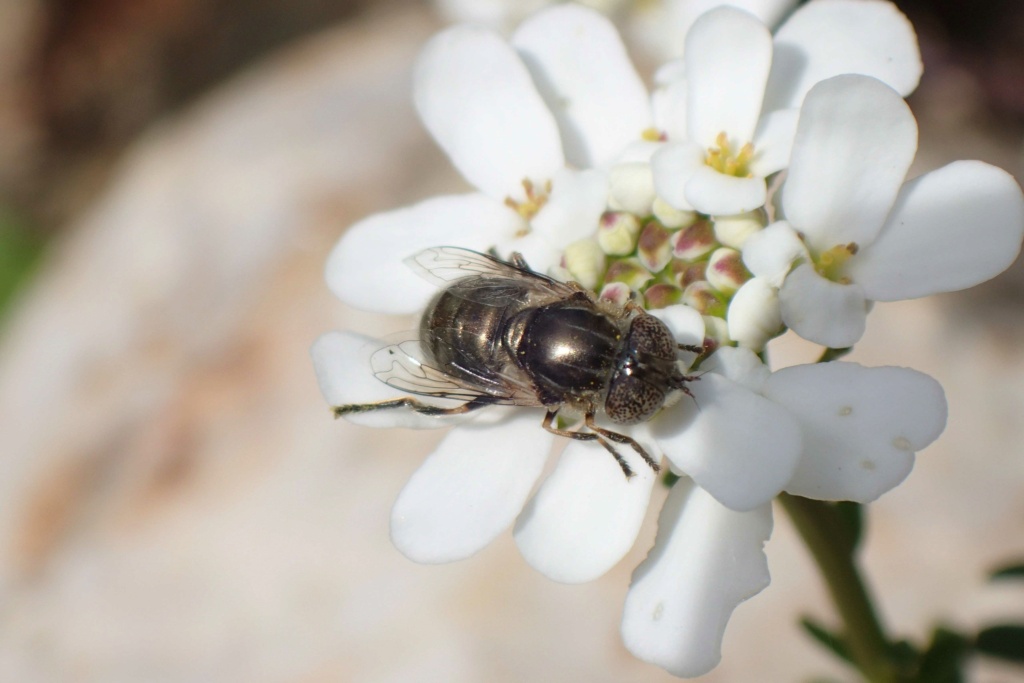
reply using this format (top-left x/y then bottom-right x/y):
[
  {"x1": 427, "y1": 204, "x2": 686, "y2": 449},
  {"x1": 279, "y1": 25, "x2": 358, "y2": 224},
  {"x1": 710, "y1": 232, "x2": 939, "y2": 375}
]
[
  {"x1": 542, "y1": 410, "x2": 634, "y2": 478},
  {"x1": 584, "y1": 413, "x2": 660, "y2": 474}
]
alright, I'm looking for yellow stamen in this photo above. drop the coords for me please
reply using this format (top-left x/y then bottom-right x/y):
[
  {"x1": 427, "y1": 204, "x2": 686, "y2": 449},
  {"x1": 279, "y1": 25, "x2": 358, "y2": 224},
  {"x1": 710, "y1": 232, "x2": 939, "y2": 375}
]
[
  {"x1": 641, "y1": 127, "x2": 665, "y2": 142},
  {"x1": 704, "y1": 131, "x2": 755, "y2": 177},
  {"x1": 815, "y1": 243, "x2": 859, "y2": 282},
  {"x1": 504, "y1": 178, "x2": 552, "y2": 220}
]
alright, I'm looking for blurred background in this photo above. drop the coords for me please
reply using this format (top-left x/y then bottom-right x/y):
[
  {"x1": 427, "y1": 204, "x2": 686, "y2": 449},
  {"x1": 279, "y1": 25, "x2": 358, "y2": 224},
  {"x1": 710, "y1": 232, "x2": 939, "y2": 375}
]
[{"x1": 0, "y1": 0, "x2": 1022, "y2": 680}]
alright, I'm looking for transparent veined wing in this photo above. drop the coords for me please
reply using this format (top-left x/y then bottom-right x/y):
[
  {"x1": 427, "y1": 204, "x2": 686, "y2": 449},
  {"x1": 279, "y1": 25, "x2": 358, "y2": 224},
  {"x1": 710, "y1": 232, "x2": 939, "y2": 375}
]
[{"x1": 370, "y1": 339, "x2": 542, "y2": 407}]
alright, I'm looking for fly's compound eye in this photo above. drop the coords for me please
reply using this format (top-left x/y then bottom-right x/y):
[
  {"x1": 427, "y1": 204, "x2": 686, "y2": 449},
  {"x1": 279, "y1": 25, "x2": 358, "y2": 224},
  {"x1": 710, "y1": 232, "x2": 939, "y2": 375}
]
[
  {"x1": 628, "y1": 313, "x2": 676, "y2": 359},
  {"x1": 605, "y1": 374, "x2": 664, "y2": 425}
]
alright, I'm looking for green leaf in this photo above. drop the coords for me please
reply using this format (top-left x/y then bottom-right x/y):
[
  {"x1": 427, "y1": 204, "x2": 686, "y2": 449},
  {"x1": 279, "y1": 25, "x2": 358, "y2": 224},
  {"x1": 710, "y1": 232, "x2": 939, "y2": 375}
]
[
  {"x1": 0, "y1": 209, "x2": 44, "y2": 323},
  {"x1": 800, "y1": 616, "x2": 853, "y2": 665},
  {"x1": 661, "y1": 471, "x2": 681, "y2": 488},
  {"x1": 989, "y1": 562, "x2": 1024, "y2": 582},
  {"x1": 914, "y1": 627, "x2": 970, "y2": 683},
  {"x1": 975, "y1": 625, "x2": 1024, "y2": 664}
]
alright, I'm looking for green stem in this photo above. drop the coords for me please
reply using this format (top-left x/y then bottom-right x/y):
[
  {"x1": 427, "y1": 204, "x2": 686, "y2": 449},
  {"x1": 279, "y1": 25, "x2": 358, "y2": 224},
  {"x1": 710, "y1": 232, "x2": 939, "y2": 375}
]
[{"x1": 779, "y1": 493, "x2": 899, "y2": 683}]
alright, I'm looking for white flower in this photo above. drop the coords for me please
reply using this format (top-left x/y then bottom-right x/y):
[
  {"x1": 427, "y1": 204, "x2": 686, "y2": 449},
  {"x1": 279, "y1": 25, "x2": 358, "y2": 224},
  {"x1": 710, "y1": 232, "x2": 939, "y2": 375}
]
[
  {"x1": 328, "y1": 6, "x2": 653, "y2": 315},
  {"x1": 651, "y1": 0, "x2": 922, "y2": 217},
  {"x1": 312, "y1": 305, "x2": 714, "y2": 585},
  {"x1": 432, "y1": 0, "x2": 800, "y2": 63},
  {"x1": 622, "y1": 346, "x2": 947, "y2": 675},
  {"x1": 743, "y1": 74, "x2": 1024, "y2": 347}
]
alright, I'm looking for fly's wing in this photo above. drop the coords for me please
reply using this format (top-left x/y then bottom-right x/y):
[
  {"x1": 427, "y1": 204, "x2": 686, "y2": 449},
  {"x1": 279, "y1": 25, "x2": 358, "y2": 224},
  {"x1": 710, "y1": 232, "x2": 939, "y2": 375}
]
[
  {"x1": 370, "y1": 340, "x2": 542, "y2": 407},
  {"x1": 405, "y1": 246, "x2": 577, "y2": 298}
]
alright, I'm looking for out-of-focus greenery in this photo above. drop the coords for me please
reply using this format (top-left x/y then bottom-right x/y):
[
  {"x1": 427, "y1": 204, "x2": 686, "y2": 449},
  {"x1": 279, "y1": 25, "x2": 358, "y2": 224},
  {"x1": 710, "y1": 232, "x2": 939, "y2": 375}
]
[{"x1": 0, "y1": 209, "x2": 44, "y2": 324}]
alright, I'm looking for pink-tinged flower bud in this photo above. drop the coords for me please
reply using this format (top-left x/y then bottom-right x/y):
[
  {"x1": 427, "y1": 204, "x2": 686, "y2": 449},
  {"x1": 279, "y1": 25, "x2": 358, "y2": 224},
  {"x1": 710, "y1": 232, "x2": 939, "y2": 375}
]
[
  {"x1": 605, "y1": 257, "x2": 655, "y2": 290},
  {"x1": 706, "y1": 248, "x2": 750, "y2": 295},
  {"x1": 712, "y1": 210, "x2": 766, "y2": 249},
  {"x1": 702, "y1": 314, "x2": 731, "y2": 348},
  {"x1": 653, "y1": 196, "x2": 697, "y2": 229},
  {"x1": 682, "y1": 281, "x2": 727, "y2": 317},
  {"x1": 638, "y1": 221, "x2": 673, "y2": 273},
  {"x1": 563, "y1": 239, "x2": 606, "y2": 290},
  {"x1": 672, "y1": 220, "x2": 716, "y2": 261},
  {"x1": 598, "y1": 281, "x2": 632, "y2": 307},
  {"x1": 608, "y1": 162, "x2": 656, "y2": 216},
  {"x1": 644, "y1": 283, "x2": 683, "y2": 310},
  {"x1": 670, "y1": 259, "x2": 707, "y2": 288},
  {"x1": 598, "y1": 211, "x2": 642, "y2": 256}
]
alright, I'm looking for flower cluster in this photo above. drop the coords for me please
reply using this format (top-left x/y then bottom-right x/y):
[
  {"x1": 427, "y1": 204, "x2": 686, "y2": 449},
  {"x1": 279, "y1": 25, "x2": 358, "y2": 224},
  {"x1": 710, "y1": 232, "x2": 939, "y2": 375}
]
[{"x1": 313, "y1": 1, "x2": 1024, "y2": 677}]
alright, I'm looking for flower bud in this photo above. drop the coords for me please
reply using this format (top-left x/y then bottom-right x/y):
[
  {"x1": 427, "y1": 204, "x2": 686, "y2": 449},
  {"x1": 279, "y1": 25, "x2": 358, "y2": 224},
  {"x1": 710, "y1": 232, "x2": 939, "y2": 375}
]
[
  {"x1": 605, "y1": 257, "x2": 654, "y2": 290},
  {"x1": 702, "y1": 314, "x2": 730, "y2": 348},
  {"x1": 608, "y1": 162, "x2": 656, "y2": 216},
  {"x1": 706, "y1": 248, "x2": 750, "y2": 295},
  {"x1": 653, "y1": 196, "x2": 697, "y2": 229},
  {"x1": 670, "y1": 259, "x2": 707, "y2": 288},
  {"x1": 638, "y1": 221, "x2": 673, "y2": 273},
  {"x1": 672, "y1": 219, "x2": 716, "y2": 261},
  {"x1": 597, "y1": 211, "x2": 642, "y2": 256},
  {"x1": 712, "y1": 209, "x2": 767, "y2": 249},
  {"x1": 727, "y1": 277, "x2": 783, "y2": 350},
  {"x1": 598, "y1": 281, "x2": 632, "y2": 307},
  {"x1": 682, "y1": 281, "x2": 726, "y2": 317},
  {"x1": 644, "y1": 283, "x2": 683, "y2": 310},
  {"x1": 563, "y1": 239, "x2": 606, "y2": 290}
]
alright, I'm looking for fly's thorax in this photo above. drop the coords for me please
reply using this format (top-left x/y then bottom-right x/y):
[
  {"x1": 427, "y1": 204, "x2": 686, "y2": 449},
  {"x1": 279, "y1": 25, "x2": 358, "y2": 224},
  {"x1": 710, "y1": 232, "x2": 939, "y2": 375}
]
[{"x1": 507, "y1": 299, "x2": 627, "y2": 406}]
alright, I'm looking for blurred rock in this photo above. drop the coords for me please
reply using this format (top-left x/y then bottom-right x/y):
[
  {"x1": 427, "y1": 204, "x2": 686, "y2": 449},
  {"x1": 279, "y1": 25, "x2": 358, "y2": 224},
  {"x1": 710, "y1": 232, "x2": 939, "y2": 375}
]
[{"x1": 0, "y1": 3, "x2": 1022, "y2": 683}]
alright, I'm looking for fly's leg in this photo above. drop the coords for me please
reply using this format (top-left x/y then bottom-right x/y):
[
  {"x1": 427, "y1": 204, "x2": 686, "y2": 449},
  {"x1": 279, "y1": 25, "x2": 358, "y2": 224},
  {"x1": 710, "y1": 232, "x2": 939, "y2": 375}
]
[
  {"x1": 542, "y1": 410, "x2": 634, "y2": 478},
  {"x1": 585, "y1": 413, "x2": 661, "y2": 474},
  {"x1": 333, "y1": 394, "x2": 496, "y2": 418},
  {"x1": 508, "y1": 252, "x2": 531, "y2": 270}
]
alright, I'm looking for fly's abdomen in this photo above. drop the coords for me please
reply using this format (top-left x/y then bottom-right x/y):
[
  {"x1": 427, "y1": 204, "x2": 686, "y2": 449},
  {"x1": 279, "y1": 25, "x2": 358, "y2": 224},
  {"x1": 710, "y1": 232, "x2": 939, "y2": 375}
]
[{"x1": 419, "y1": 278, "x2": 526, "y2": 390}]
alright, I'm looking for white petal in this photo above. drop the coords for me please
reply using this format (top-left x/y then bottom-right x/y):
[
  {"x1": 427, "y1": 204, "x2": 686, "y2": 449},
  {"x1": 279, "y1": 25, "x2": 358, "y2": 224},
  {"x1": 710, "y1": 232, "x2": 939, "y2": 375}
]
[
  {"x1": 728, "y1": 277, "x2": 783, "y2": 350},
  {"x1": 849, "y1": 161, "x2": 1024, "y2": 301},
  {"x1": 415, "y1": 25, "x2": 564, "y2": 201},
  {"x1": 700, "y1": 346, "x2": 770, "y2": 394},
  {"x1": 748, "y1": 108, "x2": 799, "y2": 177},
  {"x1": 764, "y1": 363, "x2": 947, "y2": 502},
  {"x1": 686, "y1": 166, "x2": 767, "y2": 216},
  {"x1": 742, "y1": 220, "x2": 808, "y2": 285},
  {"x1": 686, "y1": 7, "x2": 773, "y2": 147},
  {"x1": 779, "y1": 263, "x2": 868, "y2": 348},
  {"x1": 513, "y1": 5, "x2": 651, "y2": 169},
  {"x1": 514, "y1": 428, "x2": 658, "y2": 583},
  {"x1": 781, "y1": 75, "x2": 917, "y2": 253},
  {"x1": 311, "y1": 332, "x2": 470, "y2": 429},
  {"x1": 390, "y1": 410, "x2": 553, "y2": 563},
  {"x1": 764, "y1": 0, "x2": 922, "y2": 112},
  {"x1": 326, "y1": 194, "x2": 526, "y2": 315},
  {"x1": 531, "y1": 167, "x2": 609, "y2": 248},
  {"x1": 651, "y1": 77, "x2": 688, "y2": 142},
  {"x1": 650, "y1": 303, "x2": 706, "y2": 347},
  {"x1": 651, "y1": 373, "x2": 802, "y2": 511},
  {"x1": 651, "y1": 141, "x2": 704, "y2": 211},
  {"x1": 621, "y1": 479, "x2": 773, "y2": 678}
]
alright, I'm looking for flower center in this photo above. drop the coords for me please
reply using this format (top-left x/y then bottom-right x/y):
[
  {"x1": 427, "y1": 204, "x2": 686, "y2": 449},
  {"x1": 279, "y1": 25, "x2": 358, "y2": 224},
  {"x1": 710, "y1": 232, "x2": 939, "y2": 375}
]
[
  {"x1": 505, "y1": 178, "x2": 552, "y2": 222},
  {"x1": 814, "y1": 243, "x2": 859, "y2": 283},
  {"x1": 704, "y1": 132, "x2": 754, "y2": 178}
]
